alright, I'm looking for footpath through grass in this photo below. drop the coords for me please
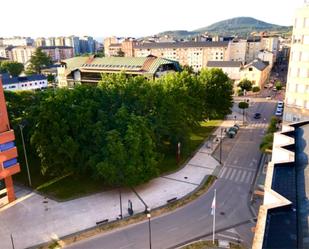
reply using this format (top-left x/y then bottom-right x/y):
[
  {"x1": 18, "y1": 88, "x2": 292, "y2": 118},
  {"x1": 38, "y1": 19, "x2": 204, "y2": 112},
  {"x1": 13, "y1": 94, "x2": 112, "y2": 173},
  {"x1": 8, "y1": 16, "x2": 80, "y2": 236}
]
[{"x1": 15, "y1": 120, "x2": 221, "y2": 200}]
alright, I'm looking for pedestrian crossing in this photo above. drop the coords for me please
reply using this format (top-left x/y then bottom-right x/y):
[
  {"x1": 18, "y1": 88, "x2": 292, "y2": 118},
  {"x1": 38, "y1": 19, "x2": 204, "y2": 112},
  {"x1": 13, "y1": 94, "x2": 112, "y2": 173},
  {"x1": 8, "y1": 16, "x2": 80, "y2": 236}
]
[
  {"x1": 248, "y1": 122, "x2": 268, "y2": 129},
  {"x1": 219, "y1": 167, "x2": 255, "y2": 184}
]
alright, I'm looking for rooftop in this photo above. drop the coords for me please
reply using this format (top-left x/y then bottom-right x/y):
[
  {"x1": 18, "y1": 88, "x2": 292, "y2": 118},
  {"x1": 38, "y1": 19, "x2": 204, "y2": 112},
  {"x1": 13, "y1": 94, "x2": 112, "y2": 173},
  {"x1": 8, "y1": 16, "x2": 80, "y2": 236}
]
[
  {"x1": 245, "y1": 59, "x2": 269, "y2": 71},
  {"x1": 1, "y1": 74, "x2": 47, "y2": 85},
  {"x1": 39, "y1": 46, "x2": 73, "y2": 49},
  {"x1": 134, "y1": 41, "x2": 229, "y2": 49},
  {"x1": 206, "y1": 61, "x2": 242, "y2": 68}
]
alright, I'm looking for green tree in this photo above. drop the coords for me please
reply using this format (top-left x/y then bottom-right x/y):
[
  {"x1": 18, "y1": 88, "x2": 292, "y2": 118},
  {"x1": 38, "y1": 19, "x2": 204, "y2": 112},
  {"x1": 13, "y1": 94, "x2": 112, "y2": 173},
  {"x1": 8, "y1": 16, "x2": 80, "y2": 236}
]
[
  {"x1": 47, "y1": 74, "x2": 55, "y2": 83},
  {"x1": 27, "y1": 48, "x2": 52, "y2": 74},
  {"x1": 238, "y1": 79, "x2": 253, "y2": 91},
  {"x1": 115, "y1": 49, "x2": 125, "y2": 57},
  {"x1": 0, "y1": 61, "x2": 24, "y2": 77},
  {"x1": 238, "y1": 101, "x2": 249, "y2": 124},
  {"x1": 252, "y1": 86, "x2": 260, "y2": 93},
  {"x1": 275, "y1": 81, "x2": 283, "y2": 91},
  {"x1": 198, "y1": 68, "x2": 233, "y2": 119},
  {"x1": 181, "y1": 65, "x2": 195, "y2": 74}
]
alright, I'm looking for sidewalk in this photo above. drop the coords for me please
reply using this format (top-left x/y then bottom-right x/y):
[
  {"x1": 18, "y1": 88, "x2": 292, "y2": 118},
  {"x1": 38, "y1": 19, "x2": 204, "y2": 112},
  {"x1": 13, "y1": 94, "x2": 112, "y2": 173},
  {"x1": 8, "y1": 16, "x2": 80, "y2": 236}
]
[{"x1": 0, "y1": 108, "x2": 244, "y2": 249}]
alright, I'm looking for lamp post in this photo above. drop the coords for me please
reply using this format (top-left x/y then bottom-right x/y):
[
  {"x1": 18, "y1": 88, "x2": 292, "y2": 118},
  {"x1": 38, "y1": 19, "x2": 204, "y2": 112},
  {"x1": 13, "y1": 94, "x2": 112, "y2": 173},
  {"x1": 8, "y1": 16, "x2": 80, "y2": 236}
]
[
  {"x1": 219, "y1": 128, "x2": 225, "y2": 165},
  {"x1": 10, "y1": 234, "x2": 15, "y2": 249},
  {"x1": 146, "y1": 208, "x2": 152, "y2": 249},
  {"x1": 19, "y1": 123, "x2": 32, "y2": 187}
]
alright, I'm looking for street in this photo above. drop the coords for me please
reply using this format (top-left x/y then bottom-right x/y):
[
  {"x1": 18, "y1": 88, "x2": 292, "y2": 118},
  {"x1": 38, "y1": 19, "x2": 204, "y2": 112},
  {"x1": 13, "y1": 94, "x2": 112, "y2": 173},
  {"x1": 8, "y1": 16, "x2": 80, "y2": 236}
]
[{"x1": 65, "y1": 99, "x2": 277, "y2": 249}]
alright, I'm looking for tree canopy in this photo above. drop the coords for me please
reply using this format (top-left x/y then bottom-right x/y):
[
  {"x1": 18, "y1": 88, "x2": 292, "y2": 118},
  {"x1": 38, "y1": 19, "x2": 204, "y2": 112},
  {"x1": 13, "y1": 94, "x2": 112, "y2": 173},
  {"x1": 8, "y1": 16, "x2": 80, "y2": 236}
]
[
  {"x1": 0, "y1": 61, "x2": 24, "y2": 77},
  {"x1": 238, "y1": 79, "x2": 253, "y2": 91},
  {"x1": 6, "y1": 69, "x2": 233, "y2": 187},
  {"x1": 27, "y1": 48, "x2": 52, "y2": 74}
]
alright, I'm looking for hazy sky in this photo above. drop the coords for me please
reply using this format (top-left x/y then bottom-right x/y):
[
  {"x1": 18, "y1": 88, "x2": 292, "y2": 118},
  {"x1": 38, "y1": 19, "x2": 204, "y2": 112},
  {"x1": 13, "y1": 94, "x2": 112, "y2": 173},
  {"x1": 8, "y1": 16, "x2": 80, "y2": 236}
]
[{"x1": 1, "y1": 0, "x2": 306, "y2": 39}]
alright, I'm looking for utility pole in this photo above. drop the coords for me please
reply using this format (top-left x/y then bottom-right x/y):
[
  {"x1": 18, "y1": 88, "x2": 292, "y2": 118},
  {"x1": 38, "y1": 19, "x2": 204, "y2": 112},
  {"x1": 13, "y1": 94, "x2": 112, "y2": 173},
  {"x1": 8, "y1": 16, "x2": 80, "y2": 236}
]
[{"x1": 19, "y1": 124, "x2": 32, "y2": 187}]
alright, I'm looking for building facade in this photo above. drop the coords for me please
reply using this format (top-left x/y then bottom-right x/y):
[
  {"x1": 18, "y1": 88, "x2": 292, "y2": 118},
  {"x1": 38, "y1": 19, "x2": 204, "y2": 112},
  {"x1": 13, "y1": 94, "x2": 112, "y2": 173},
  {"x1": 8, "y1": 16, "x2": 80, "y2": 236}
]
[
  {"x1": 134, "y1": 41, "x2": 230, "y2": 72},
  {"x1": 240, "y1": 59, "x2": 270, "y2": 88},
  {"x1": 284, "y1": 3, "x2": 309, "y2": 122},
  {"x1": 11, "y1": 46, "x2": 36, "y2": 64},
  {"x1": 57, "y1": 56, "x2": 181, "y2": 88},
  {"x1": 40, "y1": 46, "x2": 74, "y2": 62},
  {"x1": 64, "y1": 36, "x2": 80, "y2": 56},
  {"x1": 0, "y1": 77, "x2": 20, "y2": 207},
  {"x1": 2, "y1": 74, "x2": 48, "y2": 91},
  {"x1": 2, "y1": 37, "x2": 33, "y2": 47}
]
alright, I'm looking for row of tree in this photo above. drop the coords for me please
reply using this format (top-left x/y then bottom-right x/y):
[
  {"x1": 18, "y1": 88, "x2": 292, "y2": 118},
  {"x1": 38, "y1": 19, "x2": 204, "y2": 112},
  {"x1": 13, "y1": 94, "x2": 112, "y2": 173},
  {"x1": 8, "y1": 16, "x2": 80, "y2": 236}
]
[{"x1": 5, "y1": 69, "x2": 233, "y2": 187}]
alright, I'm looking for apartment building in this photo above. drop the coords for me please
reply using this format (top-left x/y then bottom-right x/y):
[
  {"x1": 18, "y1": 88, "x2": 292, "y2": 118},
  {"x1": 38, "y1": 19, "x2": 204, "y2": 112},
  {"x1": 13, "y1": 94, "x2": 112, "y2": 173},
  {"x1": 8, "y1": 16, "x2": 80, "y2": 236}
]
[
  {"x1": 2, "y1": 37, "x2": 33, "y2": 47},
  {"x1": 245, "y1": 37, "x2": 262, "y2": 63},
  {"x1": 134, "y1": 41, "x2": 230, "y2": 72},
  {"x1": 40, "y1": 46, "x2": 74, "y2": 62},
  {"x1": 0, "y1": 46, "x2": 13, "y2": 59},
  {"x1": 79, "y1": 36, "x2": 95, "y2": 54},
  {"x1": 257, "y1": 50, "x2": 275, "y2": 67},
  {"x1": 284, "y1": 3, "x2": 309, "y2": 122},
  {"x1": 0, "y1": 77, "x2": 20, "y2": 207},
  {"x1": 227, "y1": 39, "x2": 247, "y2": 62},
  {"x1": 11, "y1": 46, "x2": 36, "y2": 64},
  {"x1": 64, "y1": 36, "x2": 80, "y2": 56},
  {"x1": 35, "y1": 37, "x2": 46, "y2": 47},
  {"x1": 45, "y1": 37, "x2": 55, "y2": 47}
]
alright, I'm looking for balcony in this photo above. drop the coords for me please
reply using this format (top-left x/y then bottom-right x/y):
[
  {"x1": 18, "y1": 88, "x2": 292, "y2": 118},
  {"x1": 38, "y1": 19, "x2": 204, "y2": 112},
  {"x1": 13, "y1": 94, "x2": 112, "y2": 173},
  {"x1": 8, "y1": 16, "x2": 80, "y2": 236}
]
[{"x1": 0, "y1": 130, "x2": 15, "y2": 144}]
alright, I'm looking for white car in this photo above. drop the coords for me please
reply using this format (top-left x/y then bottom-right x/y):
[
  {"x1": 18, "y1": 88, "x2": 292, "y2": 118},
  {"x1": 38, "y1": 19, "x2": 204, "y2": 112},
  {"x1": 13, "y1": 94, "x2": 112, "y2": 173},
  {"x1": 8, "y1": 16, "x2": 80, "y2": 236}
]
[
  {"x1": 277, "y1": 101, "x2": 284, "y2": 108},
  {"x1": 275, "y1": 109, "x2": 283, "y2": 116}
]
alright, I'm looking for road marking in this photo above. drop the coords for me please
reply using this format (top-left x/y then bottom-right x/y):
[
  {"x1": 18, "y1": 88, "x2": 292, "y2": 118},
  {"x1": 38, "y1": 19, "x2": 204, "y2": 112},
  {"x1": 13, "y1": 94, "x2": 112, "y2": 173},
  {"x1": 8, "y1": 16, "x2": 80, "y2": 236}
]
[
  {"x1": 245, "y1": 172, "x2": 253, "y2": 183},
  {"x1": 234, "y1": 170, "x2": 242, "y2": 182},
  {"x1": 224, "y1": 168, "x2": 232, "y2": 179},
  {"x1": 233, "y1": 159, "x2": 238, "y2": 164},
  {"x1": 119, "y1": 243, "x2": 134, "y2": 249},
  {"x1": 240, "y1": 171, "x2": 247, "y2": 182},
  {"x1": 229, "y1": 169, "x2": 237, "y2": 180},
  {"x1": 220, "y1": 167, "x2": 227, "y2": 178},
  {"x1": 167, "y1": 227, "x2": 179, "y2": 232},
  {"x1": 197, "y1": 215, "x2": 208, "y2": 221},
  {"x1": 217, "y1": 233, "x2": 243, "y2": 242}
]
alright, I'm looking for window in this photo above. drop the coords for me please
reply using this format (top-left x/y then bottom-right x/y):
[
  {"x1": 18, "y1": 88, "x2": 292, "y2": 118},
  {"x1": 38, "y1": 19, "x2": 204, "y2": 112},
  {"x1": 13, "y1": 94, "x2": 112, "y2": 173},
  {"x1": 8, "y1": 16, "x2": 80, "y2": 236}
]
[{"x1": 249, "y1": 67, "x2": 253, "y2": 71}]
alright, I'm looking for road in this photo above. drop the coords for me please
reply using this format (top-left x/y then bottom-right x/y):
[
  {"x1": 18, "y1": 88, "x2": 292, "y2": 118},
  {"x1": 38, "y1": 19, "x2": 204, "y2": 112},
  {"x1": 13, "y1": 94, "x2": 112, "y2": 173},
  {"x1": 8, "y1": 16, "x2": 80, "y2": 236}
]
[{"x1": 65, "y1": 100, "x2": 276, "y2": 249}]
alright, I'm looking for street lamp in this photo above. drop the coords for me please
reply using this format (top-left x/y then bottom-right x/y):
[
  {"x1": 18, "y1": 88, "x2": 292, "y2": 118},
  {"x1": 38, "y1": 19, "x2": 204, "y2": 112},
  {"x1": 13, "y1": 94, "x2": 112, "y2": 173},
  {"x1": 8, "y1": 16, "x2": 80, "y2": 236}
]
[
  {"x1": 219, "y1": 128, "x2": 226, "y2": 165},
  {"x1": 146, "y1": 208, "x2": 152, "y2": 249},
  {"x1": 19, "y1": 123, "x2": 32, "y2": 187}
]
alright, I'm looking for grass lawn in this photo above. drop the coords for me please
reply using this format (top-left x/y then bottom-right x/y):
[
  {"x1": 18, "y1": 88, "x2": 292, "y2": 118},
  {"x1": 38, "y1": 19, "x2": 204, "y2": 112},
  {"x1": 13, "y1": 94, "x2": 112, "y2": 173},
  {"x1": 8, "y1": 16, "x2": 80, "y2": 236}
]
[
  {"x1": 14, "y1": 119, "x2": 221, "y2": 200},
  {"x1": 158, "y1": 120, "x2": 222, "y2": 174}
]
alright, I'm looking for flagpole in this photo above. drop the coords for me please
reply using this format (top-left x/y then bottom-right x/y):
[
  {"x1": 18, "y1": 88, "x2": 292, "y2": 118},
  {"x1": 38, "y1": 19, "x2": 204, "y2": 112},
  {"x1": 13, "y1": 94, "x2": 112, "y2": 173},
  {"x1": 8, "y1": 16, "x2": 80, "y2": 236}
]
[{"x1": 213, "y1": 189, "x2": 216, "y2": 245}]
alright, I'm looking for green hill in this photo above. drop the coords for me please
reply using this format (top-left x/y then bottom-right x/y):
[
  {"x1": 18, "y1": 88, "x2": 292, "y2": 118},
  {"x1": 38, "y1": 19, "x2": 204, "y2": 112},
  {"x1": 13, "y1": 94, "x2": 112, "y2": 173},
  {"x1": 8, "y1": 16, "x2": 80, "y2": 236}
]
[{"x1": 154, "y1": 17, "x2": 292, "y2": 39}]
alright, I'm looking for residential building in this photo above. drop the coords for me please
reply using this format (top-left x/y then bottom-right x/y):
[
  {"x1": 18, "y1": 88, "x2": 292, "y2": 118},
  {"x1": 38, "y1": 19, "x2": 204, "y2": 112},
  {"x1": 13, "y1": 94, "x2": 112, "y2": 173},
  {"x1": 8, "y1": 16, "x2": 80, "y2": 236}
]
[
  {"x1": 2, "y1": 37, "x2": 33, "y2": 47},
  {"x1": 64, "y1": 36, "x2": 80, "y2": 56},
  {"x1": 134, "y1": 41, "x2": 230, "y2": 72},
  {"x1": 284, "y1": 3, "x2": 309, "y2": 122},
  {"x1": 45, "y1": 37, "x2": 55, "y2": 47},
  {"x1": 261, "y1": 36, "x2": 280, "y2": 60},
  {"x1": 206, "y1": 61, "x2": 242, "y2": 86},
  {"x1": 227, "y1": 39, "x2": 247, "y2": 62},
  {"x1": 57, "y1": 55, "x2": 181, "y2": 88},
  {"x1": 55, "y1": 37, "x2": 65, "y2": 46},
  {"x1": 1, "y1": 74, "x2": 48, "y2": 91},
  {"x1": 0, "y1": 76, "x2": 20, "y2": 207},
  {"x1": 104, "y1": 36, "x2": 118, "y2": 56},
  {"x1": 11, "y1": 46, "x2": 35, "y2": 64},
  {"x1": 240, "y1": 59, "x2": 270, "y2": 88},
  {"x1": 35, "y1": 37, "x2": 46, "y2": 47},
  {"x1": 40, "y1": 46, "x2": 74, "y2": 62},
  {"x1": 253, "y1": 120, "x2": 309, "y2": 249},
  {"x1": 0, "y1": 46, "x2": 13, "y2": 60},
  {"x1": 257, "y1": 50, "x2": 275, "y2": 67},
  {"x1": 245, "y1": 37, "x2": 262, "y2": 63},
  {"x1": 79, "y1": 36, "x2": 95, "y2": 54}
]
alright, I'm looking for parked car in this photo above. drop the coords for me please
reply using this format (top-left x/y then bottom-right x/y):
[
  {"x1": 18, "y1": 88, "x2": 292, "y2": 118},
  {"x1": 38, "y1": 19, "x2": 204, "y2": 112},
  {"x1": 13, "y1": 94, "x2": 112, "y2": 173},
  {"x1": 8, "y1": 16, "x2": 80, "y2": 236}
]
[
  {"x1": 226, "y1": 130, "x2": 236, "y2": 138},
  {"x1": 275, "y1": 109, "x2": 283, "y2": 116},
  {"x1": 272, "y1": 87, "x2": 277, "y2": 91},
  {"x1": 233, "y1": 124, "x2": 240, "y2": 131},
  {"x1": 277, "y1": 101, "x2": 284, "y2": 108},
  {"x1": 266, "y1": 95, "x2": 272, "y2": 100},
  {"x1": 254, "y1": 113, "x2": 261, "y2": 119},
  {"x1": 227, "y1": 126, "x2": 238, "y2": 134}
]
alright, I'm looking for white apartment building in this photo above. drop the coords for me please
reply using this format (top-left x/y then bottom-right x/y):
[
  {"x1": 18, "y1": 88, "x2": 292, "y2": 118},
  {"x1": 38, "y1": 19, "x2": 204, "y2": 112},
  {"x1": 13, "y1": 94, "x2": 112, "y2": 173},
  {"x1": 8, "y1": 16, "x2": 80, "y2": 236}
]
[
  {"x1": 284, "y1": 3, "x2": 309, "y2": 122},
  {"x1": 228, "y1": 39, "x2": 247, "y2": 62},
  {"x1": 2, "y1": 37, "x2": 33, "y2": 46},
  {"x1": 245, "y1": 38, "x2": 262, "y2": 63},
  {"x1": 11, "y1": 46, "x2": 35, "y2": 64}
]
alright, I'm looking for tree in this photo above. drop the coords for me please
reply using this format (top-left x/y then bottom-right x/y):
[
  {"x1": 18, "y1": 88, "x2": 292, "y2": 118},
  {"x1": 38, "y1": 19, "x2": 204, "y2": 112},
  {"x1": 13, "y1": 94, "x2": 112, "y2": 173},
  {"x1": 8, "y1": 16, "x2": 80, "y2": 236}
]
[
  {"x1": 181, "y1": 65, "x2": 195, "y2": 74},
  {"x1": 198, "y1": 68, "x2": 233, "y2": 119},
  {"x1": 115, "y1": 49, "x2": 125, "y2": 57},
  {"x1": 238, "y1": 101, "x2": 249, "y2": 124},
  {"x1": 27, "y1": 48, "x2": 52, "y2": 74},
  {"x1": 0, "y1": 61, "x2": 24, "y2": 77},
  {"x1": 238, "y1": 79, "x2": 253, "y2": 91},
  {"x1": 275, "y1": 81, "x2": 283, "y2": 91},
  {"x1": 252, "y1": 86, "x2": 260, "y2": 93},
  {"x1": 47, "y1": 74, "x2": 55, "y2": 83}
]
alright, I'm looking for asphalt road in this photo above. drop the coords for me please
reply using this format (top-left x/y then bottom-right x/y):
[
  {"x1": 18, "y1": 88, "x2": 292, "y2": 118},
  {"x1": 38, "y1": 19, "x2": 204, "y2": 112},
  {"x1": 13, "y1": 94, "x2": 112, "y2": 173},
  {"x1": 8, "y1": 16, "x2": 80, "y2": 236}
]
[{"x1": 65, "y1": 100, "x2": 277, "y2": 249}]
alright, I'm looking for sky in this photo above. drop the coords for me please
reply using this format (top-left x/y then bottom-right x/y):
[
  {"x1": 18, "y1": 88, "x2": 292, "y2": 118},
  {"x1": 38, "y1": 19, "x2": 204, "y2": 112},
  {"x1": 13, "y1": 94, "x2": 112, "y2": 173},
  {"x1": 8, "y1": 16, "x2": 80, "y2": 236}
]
[{"x1": 0, "y1": 0, "x2": 306, "y2": 40}]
